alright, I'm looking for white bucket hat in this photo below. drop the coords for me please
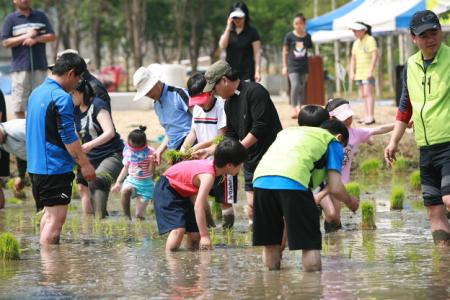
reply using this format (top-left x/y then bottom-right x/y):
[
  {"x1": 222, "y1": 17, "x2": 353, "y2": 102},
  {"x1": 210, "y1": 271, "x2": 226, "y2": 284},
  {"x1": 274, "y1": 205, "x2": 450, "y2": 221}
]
[{"x1": 133, "y1": 64, "x2": 162, "y2": 101}]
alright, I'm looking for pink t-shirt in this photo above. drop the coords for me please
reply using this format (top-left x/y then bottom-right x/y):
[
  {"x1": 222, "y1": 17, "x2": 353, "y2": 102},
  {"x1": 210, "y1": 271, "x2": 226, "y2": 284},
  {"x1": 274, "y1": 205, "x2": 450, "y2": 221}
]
[
  {"x1": 164, "y1": 159, "x2": 215, "y2": 197},
  {"x1": 122, "y1": 145, "x2": 155, "y2": 179},
  {"x1": 341, "y1": 127, "x2": 374, "y2": 183}
]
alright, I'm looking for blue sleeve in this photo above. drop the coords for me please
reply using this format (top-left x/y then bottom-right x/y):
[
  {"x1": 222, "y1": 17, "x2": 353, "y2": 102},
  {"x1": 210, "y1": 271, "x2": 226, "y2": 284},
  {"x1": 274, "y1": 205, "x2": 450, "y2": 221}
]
[
  {"x1": 54, "y1": 91, "x2": 78, "y2": 144},
  {"x1": 326, "y1": 141, "x2": 344, "y2": 174},
  {"x1": 41, "y1": 11, "x2": 54, "y2": 34},
  {"x1": 1, "y1": 15, "x2": 12, "y2": 40}
]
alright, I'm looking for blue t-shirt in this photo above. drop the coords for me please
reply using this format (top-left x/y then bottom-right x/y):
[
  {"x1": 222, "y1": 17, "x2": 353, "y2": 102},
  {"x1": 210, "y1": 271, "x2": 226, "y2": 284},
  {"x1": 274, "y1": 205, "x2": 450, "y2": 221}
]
[
  {"x1": 253, "y1": 141, "x2": 344, "y2": 190},
  {"x1": 26, "y1": 78, "x2": 78, "y2": 175},
  {"x1": 74, "y1": 97, "x2": 124, "y2": 163},
  {"x1": 154, "y1": 84, "x2": 192, "y2": 149},
  {"x1": 1, "y1": 10, "x2": 54, "y2": 72}
]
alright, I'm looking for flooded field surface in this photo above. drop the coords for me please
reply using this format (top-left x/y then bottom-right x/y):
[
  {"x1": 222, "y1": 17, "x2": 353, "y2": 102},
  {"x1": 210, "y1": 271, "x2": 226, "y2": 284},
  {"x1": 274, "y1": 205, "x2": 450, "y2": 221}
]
[{"x1": 0, "y1": 173, "x2": 449, "y2": 299}]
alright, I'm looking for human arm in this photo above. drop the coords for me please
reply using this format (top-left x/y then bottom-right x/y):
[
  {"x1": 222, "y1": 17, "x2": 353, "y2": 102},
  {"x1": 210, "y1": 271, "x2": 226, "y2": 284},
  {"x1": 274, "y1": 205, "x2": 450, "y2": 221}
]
[
  {"x1": 193, "y1": 173, "x2": 215, "y2": 250},
  {"x1": 349, "y1": 54, "x2": 356, "y2": 81},
  {"x1": 219, "y1": 17, "x2": 233, "y2": 49},
  {"x1": 384, "y1": 121, "x2": 408, "y2": 166},
  {"x1": 282, "y1": 44, "x2": 289, "y2": 76},
  {"x1": 65, "y1": 141, "x2": 96, "y2": 181},
  {"x1": 368, "y1": 49, "x2": 379, "y2": 79},
  {"x1": 180, "y1": 128, "x2": 196, "y2": 153},
  {"x1": 314, "y1": 185, "x2": 329, "y2": 205},
  {"x1": 371, "y1": 123, "x2": 395, "y2": 135},
  {"x1": 2, "y1": 28, "x2": 38, "y2": 48},
  {"x1": 327, "y1": 170, "x2": 359, "y2": 212},
  {"x1": 13, "y1": 158, "x2": 27, "y2": 192},
  {"x1": 154, "y1": 136, "x2": 168, "y2": 165},
  {"x1": 22, "y1": 32, "x2": 56, "y2": 47},
  {"x1": 111, "y1": 165, "x2": 128, "y2": 192},
  {"x1": 252, "y1": 40, "x2": 262, "y2": 82},
  {"x1": 81, "y1": 109, "x2": 115, "y2": 153}
]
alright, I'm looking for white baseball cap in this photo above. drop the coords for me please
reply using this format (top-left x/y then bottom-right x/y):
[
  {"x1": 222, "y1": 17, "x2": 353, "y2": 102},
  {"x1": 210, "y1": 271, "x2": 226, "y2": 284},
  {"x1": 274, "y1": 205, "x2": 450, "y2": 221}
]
[
  {"x1": 230, "y1": 8, "x2": 245, "y2": 18},
  {"x1": 133, "y1": 64, "x2": 162, "y2": 101}
]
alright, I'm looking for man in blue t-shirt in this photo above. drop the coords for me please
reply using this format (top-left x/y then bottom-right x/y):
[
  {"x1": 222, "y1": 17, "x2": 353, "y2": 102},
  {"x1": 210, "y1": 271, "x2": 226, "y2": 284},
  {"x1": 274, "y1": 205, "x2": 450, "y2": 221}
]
[
  {"x1": 26, "y1": 53, "x2": 95, "y2": 245},
  {"x1": 133, "y1": 64, "x2": 192, "y2": 164},
  {"x1": 1, "y1": 0, "x2": 56, "y2": 119}
]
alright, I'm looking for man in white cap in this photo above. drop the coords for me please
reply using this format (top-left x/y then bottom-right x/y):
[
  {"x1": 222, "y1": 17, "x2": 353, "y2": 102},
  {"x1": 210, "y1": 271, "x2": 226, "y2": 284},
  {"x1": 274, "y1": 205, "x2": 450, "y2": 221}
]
[{"x1": 133, "y1": 65, "x2": 192, "y2": 164}]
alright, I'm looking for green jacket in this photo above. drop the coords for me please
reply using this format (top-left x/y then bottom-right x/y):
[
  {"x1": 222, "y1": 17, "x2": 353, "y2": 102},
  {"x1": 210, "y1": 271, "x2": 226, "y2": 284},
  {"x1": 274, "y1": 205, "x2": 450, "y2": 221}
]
[
  {"x1": 253, "y1": 126, "x2": 335, "y2": 189},
  {"x1": 406, "y1": 43, "x2": 450, "y2": 146}
]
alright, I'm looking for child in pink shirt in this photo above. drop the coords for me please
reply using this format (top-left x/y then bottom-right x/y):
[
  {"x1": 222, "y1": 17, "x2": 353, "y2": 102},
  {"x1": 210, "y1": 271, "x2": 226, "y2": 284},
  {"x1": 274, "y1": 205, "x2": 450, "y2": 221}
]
[
  {"x1": 317, "y1": 98, "x2": 393, "y2": 232},
  {"x1": 153, "y1": 139, "x2": 247, "y2": 251}
]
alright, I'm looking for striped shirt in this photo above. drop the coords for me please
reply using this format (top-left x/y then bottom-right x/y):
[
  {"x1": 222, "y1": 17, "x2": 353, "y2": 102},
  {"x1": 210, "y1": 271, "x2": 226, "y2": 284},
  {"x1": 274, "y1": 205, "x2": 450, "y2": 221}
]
[
  {"x1": 122, "y1": 144, "x2": 154, "y2": 179},
  {"x1": 351, "y1": 35, "x2": 377, "y2": 80}
]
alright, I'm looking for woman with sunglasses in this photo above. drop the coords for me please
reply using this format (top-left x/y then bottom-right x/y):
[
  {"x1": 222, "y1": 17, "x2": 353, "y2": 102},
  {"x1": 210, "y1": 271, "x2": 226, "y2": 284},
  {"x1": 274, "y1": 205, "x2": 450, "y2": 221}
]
[
  {"x1": 72, "y1": 79, "x2": 124, "y2": 218},
  {"x1": 219, "y1": 1, "x2": 261, "y2": 82}
]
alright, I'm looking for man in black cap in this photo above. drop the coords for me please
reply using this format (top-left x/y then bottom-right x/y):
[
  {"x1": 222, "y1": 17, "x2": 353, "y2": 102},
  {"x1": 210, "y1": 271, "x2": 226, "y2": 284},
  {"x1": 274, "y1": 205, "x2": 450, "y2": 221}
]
[
  {"x1": 203, "y1": 60, "x2": 282, "y2": 228},
  {"x1": 385, "y1": 10, "x2": 450, "y2": 246}
]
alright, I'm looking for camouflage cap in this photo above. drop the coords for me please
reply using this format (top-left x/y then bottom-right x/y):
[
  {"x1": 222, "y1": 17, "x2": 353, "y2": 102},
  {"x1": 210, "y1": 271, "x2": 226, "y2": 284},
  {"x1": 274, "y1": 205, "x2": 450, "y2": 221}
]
[{"x1": 203, "y1": 60, "x2": 232, "y2": 93}]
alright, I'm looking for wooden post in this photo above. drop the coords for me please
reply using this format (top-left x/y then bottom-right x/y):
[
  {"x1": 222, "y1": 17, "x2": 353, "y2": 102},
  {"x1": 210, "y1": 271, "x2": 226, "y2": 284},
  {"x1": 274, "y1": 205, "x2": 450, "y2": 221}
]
[
  {"x1": 334, "y1": 41, "x2": 340, "y2": 95},
  {"x1": 387, "y1": 35, "x2": 394, "y2": 93},
  {"x1": 398, "y1": 33, "x2": 404, "y2": 64},
  {"x1": 375, "y1": 36, "x2": 382, "y2": 97}
]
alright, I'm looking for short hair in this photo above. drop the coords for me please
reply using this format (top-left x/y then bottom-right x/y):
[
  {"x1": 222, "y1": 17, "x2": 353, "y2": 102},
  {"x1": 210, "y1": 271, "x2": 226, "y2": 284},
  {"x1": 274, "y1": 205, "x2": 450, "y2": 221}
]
[
  {"x1": 294, "y1": 13, "x2": 306, "y2": 22},
  {"x1": 214, "y1": 138, "x2": 247, "y2": 168},
  {"x1": 320, "y1": 119, "x2": 349, "y2": 147},
  {"x1": 325, "y1": 98, "x2": 349, "y2": 113},
  {"x1": 74, "y1": 79, "x2": 94, "y2": 106},
  {"x1": 224, "y1": 69, "x2": 240, "y2": 81},
  {"x1": 128, "y1": 126, "x2": 147, "y2": 147},
  {"x1": 187, "y1": 72, "x2": 206, "y2": 97},
  {"x1": 298, "y1": 105, "x2": 330, "y2": 127},
  {"x1": 52, "y1": 53, "x2": 87, "y2": 77}
]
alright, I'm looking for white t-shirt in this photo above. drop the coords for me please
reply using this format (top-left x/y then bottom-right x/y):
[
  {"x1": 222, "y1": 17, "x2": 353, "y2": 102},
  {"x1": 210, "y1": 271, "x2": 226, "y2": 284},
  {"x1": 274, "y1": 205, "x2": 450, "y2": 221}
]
[{"x1": 192, "y1": 98, "x2": 227, "y2": 143}]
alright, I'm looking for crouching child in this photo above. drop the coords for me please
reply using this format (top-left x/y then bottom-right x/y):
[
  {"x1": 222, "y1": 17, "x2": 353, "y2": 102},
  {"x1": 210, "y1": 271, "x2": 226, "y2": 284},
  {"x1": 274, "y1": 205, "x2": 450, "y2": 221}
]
[
  {"x1": 154, "y1": 139, "x2": 247, "y2": 251},
  {"x1": 252, "y1": 120, "x2": 359, "y2": 271}
]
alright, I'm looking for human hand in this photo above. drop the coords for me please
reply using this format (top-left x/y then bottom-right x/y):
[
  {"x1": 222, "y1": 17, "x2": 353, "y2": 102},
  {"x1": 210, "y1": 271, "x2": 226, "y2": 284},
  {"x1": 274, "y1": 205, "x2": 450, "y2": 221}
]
[
  {"x1": 281, "y1": 66, "x2": 288, "y2": 76},
  {"x1": 349, "y1": 72, "x2": 355, "y2": 81},
  {"x1": 154, "y1": 151, "x2": 162, "y2": 165},
  {"x1": 254, "y1": 71, "x2": 261, "y2": 82},
  {"x1": 226, "y1": 16, "x2": 233, "y2": 30},
  {"x1": 191, "y1": 148, "x2": 210, "y2": 160},
  {"x1": 200, "y1": 236, "x2": 212, "y2": 250},
  {"x1": 407, "y1": 120, "x2": 414, "y2": 128},
  {"x1": 110, "y1": 182, "x2": 120, "y2": 193},
  {"x1": 81, "y1": 143, "x2": 93, "y2": 153},
  {"x1": 80, "y1": 163, "x2": 96, "y2": 181},
  {"x1": 27, "y1": 28, "x2": 39, "y2": 38},
  {"x1": 22, "y1": 38, "x2": 37, "y2": 47},
  {"x1": 384, "y1": 142, "x2": 398, "y2": 166},
  {"x1": 14, "y1": 177, "x2": 24, "y2": 193},
  {"x1": 347, "y1": 196, "x2": 359, "y2": 213}
]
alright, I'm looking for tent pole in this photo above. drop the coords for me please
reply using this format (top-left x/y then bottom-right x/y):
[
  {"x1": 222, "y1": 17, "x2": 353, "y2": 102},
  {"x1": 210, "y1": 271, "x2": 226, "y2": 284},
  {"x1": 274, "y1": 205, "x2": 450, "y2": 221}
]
[
  {"x1": 334, "y1": 40, "x2": 340, "y2": 95},
  {"x1": 387, "y1": 35, "x2": 394, "y2": 93},
  {"x1": 398, "y1": 33, "x2": 404, "y2": 64}
]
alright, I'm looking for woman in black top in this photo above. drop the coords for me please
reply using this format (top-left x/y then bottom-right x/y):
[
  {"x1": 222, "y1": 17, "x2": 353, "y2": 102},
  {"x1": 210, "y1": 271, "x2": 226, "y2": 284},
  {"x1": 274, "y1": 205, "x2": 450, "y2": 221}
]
[
  {"x1": 219, "y1": 1, "x2": 261, "y2": 82},
  {"x1": 72, "y1": 80, "x2": 124, "y2": 218},
  {"x1": 282, "y1": 13, "x2": 313, "y2": 119}
]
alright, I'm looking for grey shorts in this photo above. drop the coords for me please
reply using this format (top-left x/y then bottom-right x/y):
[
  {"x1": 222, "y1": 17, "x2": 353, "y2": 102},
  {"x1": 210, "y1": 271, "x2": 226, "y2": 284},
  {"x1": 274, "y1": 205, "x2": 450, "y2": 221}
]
[
  {"x1": 11, "y1": 70, "x2": 47, "y2": 113},
  {"x1": 354, "y1": 76, "x2": 376, "y2": 86}
]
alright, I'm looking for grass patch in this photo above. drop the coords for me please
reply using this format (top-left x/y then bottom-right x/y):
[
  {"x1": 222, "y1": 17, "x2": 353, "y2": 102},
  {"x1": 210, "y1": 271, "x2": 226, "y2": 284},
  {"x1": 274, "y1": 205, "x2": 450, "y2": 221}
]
[
  {"x1": 7, "y1": 197, "x2": 23, "y2": 205},
  {"x1": 390, "y1": 186, "x2": 405, "y2": 210},
  {"x1": 392, "y1": 156, "x2": 408, "y2": 172},
  {"x1": 409, "y1": 170, "x2": 420, "y2": 191},
  {"x1": 345, "y1": 182, "x2": 360, "y2": 198},
  {"x1": 360, "y1": 201, "x2": 376, "y2": 230},
  {"x1": 0, "y1": 233, "x2": 20, "y2": 260},
  {"x1": 359, "y1": 158, "x2": 382, "y2": 175},
  {"x1": 210, "y1": 200, "x2": 222, "y2": 221}
]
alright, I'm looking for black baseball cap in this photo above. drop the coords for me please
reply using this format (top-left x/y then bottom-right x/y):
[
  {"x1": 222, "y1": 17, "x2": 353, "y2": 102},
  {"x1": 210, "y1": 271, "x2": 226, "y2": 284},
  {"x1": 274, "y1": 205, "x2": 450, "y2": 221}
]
[{"x1": 410, "y1": 10, "x2": 441, "y2": 36}]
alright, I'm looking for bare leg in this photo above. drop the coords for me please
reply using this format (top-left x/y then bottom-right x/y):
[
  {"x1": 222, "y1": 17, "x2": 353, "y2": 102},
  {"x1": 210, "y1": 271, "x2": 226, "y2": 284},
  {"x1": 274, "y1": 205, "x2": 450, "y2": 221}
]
[
  {"x1": 78, "y1": 184, "x2": 93, "y2": 214},
  {"x1": 302, "y1": 250, "x2": 322, "y2": 272},
  {"x1": 359, "y1": 85, "x2": 367, "y2": 122},
  {"x1": 246, "y1": 191, "x2": 254, "y2": 225},
  {"x1": 0, "y1": 188, "x2": 5, "y2": 209},
  {"x1": 166, "y1": 228, "x2": 186, "y2": 251},
  {"x1": 363, "y1": 84, "x2": 375, "y2": 122},
  {"x1": 186, "y1": 232, "x2": 200, "y2": 250},
  {"x1": 135, "y1": 197, "x2": 148, "y2": 220},
  {"x1": 40, "y1": 205, "x2": 68, "y2": 245},
  {"x1": 319, "y1": 195, "x2": 338, "y2": 223},
  {"x1": 281, "y1": 223, "x2": 287, "y2": 252},
  {"x1": 120, "y1": 185, "x2": 133, "y2": 220},
  {"x1": 262, "y1": 245, "x2": 282, "y2": 270},
  {"x1": 428, "y1": 204, "x2": 450, "y2": 247}
]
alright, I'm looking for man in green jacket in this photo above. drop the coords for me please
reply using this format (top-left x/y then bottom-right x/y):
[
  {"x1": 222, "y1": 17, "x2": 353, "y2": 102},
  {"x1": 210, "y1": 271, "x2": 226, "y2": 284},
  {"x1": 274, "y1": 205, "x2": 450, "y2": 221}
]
[{"x1": 385, "y1": 10, "x2": 450, "y2": 246}]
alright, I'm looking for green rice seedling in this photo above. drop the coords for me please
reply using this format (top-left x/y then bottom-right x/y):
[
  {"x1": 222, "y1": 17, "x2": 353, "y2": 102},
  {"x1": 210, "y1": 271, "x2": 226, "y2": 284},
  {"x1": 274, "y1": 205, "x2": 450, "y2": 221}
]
[
  {"x1": 386, "y1": 245, "x2": 395, "y2": 264},
  {"x1": 31, "y1": 209, "x2": 45, "y2": 227},
  {"x1": 224, "y1": 228, "x2": 234, "y2": 245},
  {"x1": 116, "y1": 218, "x2": 129, "y2": 238},
  {"x1": 347, "y1": 244, "x2": 352, "y2": 259},
  {"x1": 362, "y1": 234, "x2": 376, "y2": 262},
  {"x1": 71, "y1": 181, "x2": 79, "y2": 199},
  {"x1": 431, "y1": 247, "x2": 441, "y2": 272},
  {"x1": 410, "y1": 200, "x2": 425, "y2": 211},
  {"x1": 406, "y1": 246, "x2": 418, "y2": 270},
  {"x1": 210, "y1": 200, "x2": 222, "y2": 221},
  {"x1": 5, "y1": 178, "x2": 15, "y2": 190},
  {"x1": 162, "y1": 149, "x2": 192, "y2": 165},
  {"x1": 392, "y1": 155, "x2": 408, "y2": 172},
  {"x1": 7, "y1": 197, "x2": 22, "y2": 205},
  {"x1": 0, "y1": 233, "x2": 20, "y2": 260},
  {"x1": 409, "y1": 170, "x2": 421, "y2": 191},
  {"x1": 390, "y1": 186, "x2": 405, "y2": 210},
  {"x1": 359, "y1": 158, "x2": 382, "y2": 175},
  {"x1": 209, "y1": 228, "x2": 221, "y2": 246},
  {"x1": 103, "y1": 220, "x2": 114, "y2": 238},
  {"x1": 345, "y1": 182, "x2": 360, "y2": 198},
  {"x1": 93, "y1": 217, "x2": 102, "y2": 235},
  {"x1": 390, "y1": 219, "x2": 404, "y2": 230},
  {"x1": 360, "y1": 201, "x2": 376, "y2": 230},
  {"x1": 212, "y1": 135, "x2": 224, "y2": 145}
]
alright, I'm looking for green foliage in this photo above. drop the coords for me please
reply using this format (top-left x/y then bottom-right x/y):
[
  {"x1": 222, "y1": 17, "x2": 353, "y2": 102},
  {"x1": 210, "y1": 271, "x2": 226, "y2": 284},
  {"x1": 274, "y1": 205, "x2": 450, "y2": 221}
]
[
  {"x1": 392, "y1": 156, "x2": 408, "y2": 172},
  {"x1": 212, "y1": 135, "x2": 225, "y2": 145},
  {"x1": 390, "y1": 186, "x2": 404, "y2": 210},
  {"x1": 409, "y1": 170, "x2": 421, "y2": 191},
  {"x1": 345, "y1": 182, "x2": 360, "y2": 198},
  {"x1": 7, "y1": 197, "x2": 22, "y2": 205},
  {"x1": 359, "y1": 158, "x2": 382, "y2": 175},
  {"x1": 162, "y1": 149, "x2": 192, "y2": 165},
  {"x1": 210, "y1": 200, "x2": 222, "y2": 221},
  {"x1": 5, "y1": 178, "x2": 15, "y2": 190},
  {"x1": 360, "y1": 201, "x2": 376, "y2": 230},
  {"x1": 0, "y1": 233, "x2": 20, "y2": 260}
]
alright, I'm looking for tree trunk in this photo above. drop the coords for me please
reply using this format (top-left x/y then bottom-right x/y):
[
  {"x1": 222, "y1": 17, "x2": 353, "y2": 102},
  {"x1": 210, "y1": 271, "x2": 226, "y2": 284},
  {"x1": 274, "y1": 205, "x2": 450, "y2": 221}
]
[
  {"x1": 173, "y1": 0, "x2": 187, "y2": 63},
  {"x1": 188, "y1": 0, "x2": 206, "y2": 72}
]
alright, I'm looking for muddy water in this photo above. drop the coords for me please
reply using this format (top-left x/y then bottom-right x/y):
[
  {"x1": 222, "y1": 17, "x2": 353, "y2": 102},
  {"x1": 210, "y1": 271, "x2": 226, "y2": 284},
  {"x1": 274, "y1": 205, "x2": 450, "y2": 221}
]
[{"x1": 0, "y1": 174, "x2": 449, "y2": 299}]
